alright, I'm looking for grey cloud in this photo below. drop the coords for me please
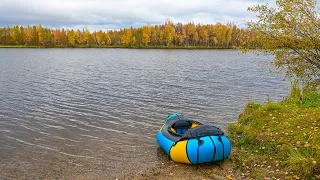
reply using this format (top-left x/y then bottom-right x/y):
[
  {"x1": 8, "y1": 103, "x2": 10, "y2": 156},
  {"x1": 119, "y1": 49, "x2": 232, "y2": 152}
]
[{"x1": 0, "y1": 0, "x2": 271, "y2": 30}]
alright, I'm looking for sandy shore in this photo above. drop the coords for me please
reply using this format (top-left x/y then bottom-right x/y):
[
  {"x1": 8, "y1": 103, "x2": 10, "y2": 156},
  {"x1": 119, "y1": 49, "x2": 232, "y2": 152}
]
[{"x1": 123, "y1": 150, "x2": 241, "y2": 180}]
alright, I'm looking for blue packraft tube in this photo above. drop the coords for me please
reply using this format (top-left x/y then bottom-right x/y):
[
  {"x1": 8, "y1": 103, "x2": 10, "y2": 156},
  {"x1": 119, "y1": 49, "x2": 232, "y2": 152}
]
[{"x1": 156, "y1": 114, "x2": 231, "y2": 164}]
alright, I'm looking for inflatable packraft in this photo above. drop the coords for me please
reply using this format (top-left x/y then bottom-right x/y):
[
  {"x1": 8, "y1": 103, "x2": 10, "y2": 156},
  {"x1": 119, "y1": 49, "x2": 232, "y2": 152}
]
[{"x1": 156, "y1": 114, "x2": 231, "y2": 165}]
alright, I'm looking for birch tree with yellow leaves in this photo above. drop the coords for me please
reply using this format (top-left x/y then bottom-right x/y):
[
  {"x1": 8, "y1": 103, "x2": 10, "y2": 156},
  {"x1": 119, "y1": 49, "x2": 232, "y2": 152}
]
[{"x1": 245, "y1": 0, "x2": 320, "y2": 83}]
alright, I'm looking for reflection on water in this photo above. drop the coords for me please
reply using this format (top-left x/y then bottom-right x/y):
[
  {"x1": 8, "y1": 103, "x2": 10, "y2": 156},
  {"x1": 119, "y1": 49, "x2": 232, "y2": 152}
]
[{"x1": 0, "y1": 49, "x2": 289, "y2": 179}]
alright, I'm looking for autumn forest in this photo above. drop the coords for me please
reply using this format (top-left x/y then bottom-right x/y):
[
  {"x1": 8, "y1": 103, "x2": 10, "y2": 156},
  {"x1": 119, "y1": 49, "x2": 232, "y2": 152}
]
[{"x1": 0, "y1": 20, "x2": 252, "y2": 48}]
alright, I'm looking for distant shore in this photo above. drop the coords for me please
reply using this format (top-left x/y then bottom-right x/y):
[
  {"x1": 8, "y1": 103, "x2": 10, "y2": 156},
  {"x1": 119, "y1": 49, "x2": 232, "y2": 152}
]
[{"x1": 0, "y1": 45, "x2": 237, "y2": 49}]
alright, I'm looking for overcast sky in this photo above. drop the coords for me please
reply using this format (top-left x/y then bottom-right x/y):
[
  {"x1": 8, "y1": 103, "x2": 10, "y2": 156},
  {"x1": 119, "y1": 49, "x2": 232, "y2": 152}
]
[{"x1": 0, "y1": 0, "x2": 271, "y2": 31}]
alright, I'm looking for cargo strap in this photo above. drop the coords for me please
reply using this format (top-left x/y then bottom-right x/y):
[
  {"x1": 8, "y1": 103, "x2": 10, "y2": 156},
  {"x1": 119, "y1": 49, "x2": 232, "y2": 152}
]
[
  {"x1": 218, "y1": 135, "x2": 225, "y2": 161},
  {"x1": 196, "y1": 133, "x2": 204, "y2": 169},
  {"x1": 196, "y1": 137, "x2": 200, "y2": 169}
]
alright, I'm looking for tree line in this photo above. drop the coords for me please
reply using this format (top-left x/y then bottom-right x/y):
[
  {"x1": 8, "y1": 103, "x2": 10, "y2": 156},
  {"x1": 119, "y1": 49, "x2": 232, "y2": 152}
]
[{"x1": 0, "y1": 20, "x2": 253, "y2": 48}]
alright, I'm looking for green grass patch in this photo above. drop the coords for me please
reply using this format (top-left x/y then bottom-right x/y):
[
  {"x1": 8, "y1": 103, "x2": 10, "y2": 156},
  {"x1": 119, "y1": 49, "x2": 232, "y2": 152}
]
[{"x1": 228, "y1": 85, "x2": 320, "y2": 179}]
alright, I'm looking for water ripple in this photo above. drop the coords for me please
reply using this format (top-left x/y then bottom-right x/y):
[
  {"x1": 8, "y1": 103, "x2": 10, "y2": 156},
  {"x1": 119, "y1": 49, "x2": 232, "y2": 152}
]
[{"x1": 0, "y1": 49, "x2": 290, "y2": 179}]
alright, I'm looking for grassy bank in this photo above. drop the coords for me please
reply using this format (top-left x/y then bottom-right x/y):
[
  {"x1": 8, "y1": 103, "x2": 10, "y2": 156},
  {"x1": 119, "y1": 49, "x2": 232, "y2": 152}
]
[
  {"x1": 0, "y1": 45, "x2": 235, "y2": 49},
  {"x1": 228, "y1": 86, "x2": 320, "y2": 179}
]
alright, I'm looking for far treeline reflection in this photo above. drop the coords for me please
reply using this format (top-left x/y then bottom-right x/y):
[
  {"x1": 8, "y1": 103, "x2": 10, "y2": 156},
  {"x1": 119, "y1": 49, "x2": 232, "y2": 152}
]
[{"x1": 0, "y1": 20, "x2": 255, "y2": 48}]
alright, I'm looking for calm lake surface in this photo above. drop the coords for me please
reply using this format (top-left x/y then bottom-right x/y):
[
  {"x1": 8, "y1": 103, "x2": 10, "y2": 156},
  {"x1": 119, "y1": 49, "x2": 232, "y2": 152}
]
[{"x1": 0, "y1": 49, "x2": 289, "y2": 179}]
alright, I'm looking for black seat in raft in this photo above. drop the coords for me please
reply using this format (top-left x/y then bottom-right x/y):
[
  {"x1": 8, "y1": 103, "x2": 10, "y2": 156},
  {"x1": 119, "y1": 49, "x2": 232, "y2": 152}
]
[
  {"x1": 172, "y1": 120, "x2": 192, "y2": 129},
  {"x1": 169, "y1": 120, "x2": 197, "y2": 135}
]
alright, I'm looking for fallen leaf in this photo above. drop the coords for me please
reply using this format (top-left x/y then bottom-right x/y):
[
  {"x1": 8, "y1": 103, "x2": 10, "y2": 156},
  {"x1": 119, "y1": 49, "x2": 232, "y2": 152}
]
[
  {"x1": 293, "y1": 175, "x2": 300, "y2": 179},
  {"x1": 226, "y1": 174, "x2": 233, "y2": 180},
  {"x1": 304, "y1": 143, "x2": 310, "y2": 147}
]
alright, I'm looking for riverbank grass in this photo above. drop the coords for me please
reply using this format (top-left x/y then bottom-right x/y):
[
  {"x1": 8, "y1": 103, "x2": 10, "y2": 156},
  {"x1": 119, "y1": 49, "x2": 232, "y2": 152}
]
[{"x1": 228, "y1": 86, "x2": 320, "y2": 179}]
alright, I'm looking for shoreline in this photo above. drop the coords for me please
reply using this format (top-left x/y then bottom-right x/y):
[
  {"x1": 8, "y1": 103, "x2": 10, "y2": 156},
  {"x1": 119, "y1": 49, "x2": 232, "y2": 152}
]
[
  {"x1": 0, "y1": 45, "x2": 238, "y2": 50},
  {"x1": 130, "y1": 86, "x2": 320, "y2": 179},
  {"x1": 125, "y1": 148, "x2": 240, "y2": 180}
]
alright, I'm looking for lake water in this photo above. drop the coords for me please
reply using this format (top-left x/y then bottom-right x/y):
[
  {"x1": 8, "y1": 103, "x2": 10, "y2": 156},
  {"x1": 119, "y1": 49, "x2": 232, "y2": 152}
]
[{"x1": 0, "y1": 49, "x2": 289, "y2": 179}]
